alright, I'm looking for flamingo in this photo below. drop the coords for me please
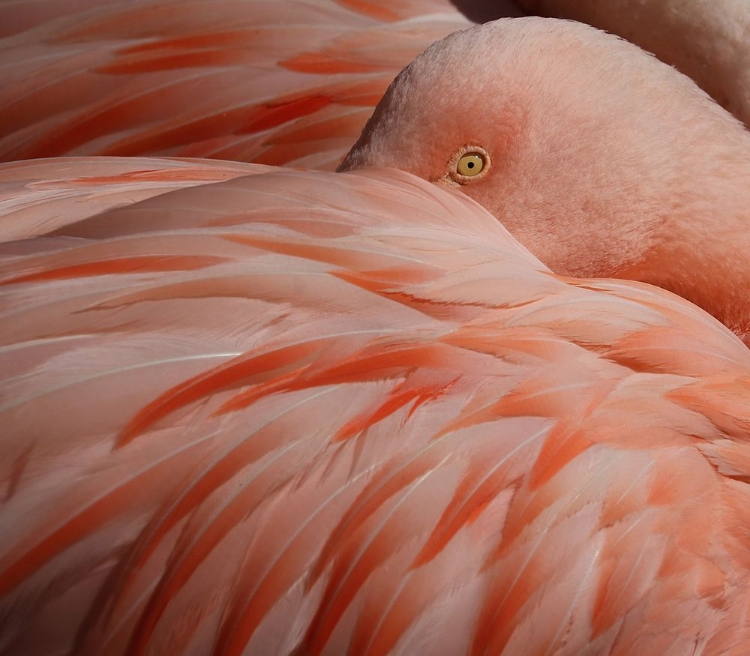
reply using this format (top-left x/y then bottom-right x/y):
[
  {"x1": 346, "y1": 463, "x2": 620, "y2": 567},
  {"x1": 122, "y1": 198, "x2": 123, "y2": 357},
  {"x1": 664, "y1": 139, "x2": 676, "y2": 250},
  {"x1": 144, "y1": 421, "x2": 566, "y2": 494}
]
[
  {"x1": 2, "y1": 157, "x2": 750, "y2": 655},
  {"x1": 341, "y1": 17, "x2": 750, "y2": 344},
  {"x1": 2, "y1": 10, "x2": 750, "y2": 656}
]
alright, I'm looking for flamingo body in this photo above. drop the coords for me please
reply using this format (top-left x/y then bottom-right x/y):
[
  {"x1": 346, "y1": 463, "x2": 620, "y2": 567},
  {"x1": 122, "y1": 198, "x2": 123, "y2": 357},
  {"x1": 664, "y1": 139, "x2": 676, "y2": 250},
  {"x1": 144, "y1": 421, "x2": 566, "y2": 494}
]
[{"x1": 2, "y1": 159, "x2": 750, "y2": 654}]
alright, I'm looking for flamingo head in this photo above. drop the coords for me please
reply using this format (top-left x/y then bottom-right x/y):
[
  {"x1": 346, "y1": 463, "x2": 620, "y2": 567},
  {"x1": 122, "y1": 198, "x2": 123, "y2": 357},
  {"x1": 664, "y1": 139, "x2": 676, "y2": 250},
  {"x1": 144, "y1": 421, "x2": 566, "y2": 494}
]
[{"x1": 340, "y1": 17, "x2": 750, "y2": 341}]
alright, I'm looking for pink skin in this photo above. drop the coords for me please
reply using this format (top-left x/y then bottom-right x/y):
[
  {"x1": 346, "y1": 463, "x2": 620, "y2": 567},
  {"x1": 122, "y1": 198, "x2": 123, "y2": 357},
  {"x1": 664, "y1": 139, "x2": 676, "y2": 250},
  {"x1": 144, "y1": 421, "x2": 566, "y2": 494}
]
[{"x1": 339, "y1": 17, "x2": 750, "y2": 343}]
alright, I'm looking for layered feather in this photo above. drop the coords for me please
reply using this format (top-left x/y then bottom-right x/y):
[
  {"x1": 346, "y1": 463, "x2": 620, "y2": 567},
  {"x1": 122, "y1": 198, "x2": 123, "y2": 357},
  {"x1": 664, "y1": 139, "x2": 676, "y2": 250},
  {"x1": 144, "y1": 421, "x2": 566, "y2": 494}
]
[{"x1": 2, "y1": 161, "x2": 750, "y2": 655}]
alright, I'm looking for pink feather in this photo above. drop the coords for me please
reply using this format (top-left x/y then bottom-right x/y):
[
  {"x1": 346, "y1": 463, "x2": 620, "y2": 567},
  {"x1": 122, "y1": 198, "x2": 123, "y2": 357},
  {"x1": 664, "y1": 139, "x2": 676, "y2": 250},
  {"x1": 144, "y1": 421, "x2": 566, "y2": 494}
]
[{"x1": 1, "y1": 160, "x2": 750, "y2": 655}]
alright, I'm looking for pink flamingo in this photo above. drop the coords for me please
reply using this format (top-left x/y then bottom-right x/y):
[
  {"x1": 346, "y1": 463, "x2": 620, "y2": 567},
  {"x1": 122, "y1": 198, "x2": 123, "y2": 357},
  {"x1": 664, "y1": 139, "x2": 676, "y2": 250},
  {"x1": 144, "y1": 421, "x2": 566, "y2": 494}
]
[
  {"x1": 342, "y1": 17, "x2": 750, "y2": 344},
  {"x1": 1, "y1": 12, "x2": 750, "y2": 656}
]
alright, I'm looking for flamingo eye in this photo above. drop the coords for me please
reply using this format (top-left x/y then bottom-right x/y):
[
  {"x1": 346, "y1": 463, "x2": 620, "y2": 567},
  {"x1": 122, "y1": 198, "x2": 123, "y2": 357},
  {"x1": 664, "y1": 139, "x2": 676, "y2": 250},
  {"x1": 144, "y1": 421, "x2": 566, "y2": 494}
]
[
  {"x1": 447, "y1": 146, "x2": 490, "y2": 184},
  {"x1": 457, "y1": 153, "x2": 485, "y2": 176}
]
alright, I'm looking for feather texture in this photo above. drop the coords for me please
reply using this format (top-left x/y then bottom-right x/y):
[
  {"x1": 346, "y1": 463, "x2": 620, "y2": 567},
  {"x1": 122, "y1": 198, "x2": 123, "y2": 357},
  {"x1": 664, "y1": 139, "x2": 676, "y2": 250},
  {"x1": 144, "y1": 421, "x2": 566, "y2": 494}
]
[{"x1": 1, "y1": 160, "x2": 750, "y2": 655}]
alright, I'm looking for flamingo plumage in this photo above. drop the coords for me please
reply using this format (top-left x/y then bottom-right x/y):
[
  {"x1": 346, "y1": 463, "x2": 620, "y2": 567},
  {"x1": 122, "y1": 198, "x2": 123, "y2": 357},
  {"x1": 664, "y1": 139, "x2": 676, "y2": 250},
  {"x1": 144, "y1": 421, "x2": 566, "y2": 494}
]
[
  {"x1": 2, "y1": 5, "x2": 750, "y2": 656},
  {"x1": 2, "y1": 158, "x2": 750, "y2": 655}
]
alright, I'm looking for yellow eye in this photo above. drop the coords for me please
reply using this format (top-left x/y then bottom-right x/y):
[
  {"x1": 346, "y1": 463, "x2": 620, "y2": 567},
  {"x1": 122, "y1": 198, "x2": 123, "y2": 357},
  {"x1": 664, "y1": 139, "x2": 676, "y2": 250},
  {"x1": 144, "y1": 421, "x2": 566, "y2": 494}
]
[
  {"x1": 444, "y1": 146, "x2": 490, "y2": 185},
  {"x1": 456, "y1": 152, "x2": 486, "y2": 177}
]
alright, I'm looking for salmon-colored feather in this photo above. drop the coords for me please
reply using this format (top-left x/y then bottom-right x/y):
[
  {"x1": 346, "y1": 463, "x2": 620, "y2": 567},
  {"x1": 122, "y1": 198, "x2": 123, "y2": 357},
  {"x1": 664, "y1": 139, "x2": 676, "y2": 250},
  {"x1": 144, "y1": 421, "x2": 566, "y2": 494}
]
[
  {"x1": 2, "y1": 160, "x2": 750, "y2": 655},
  {"x1": 0, "y1": 156, "x2": 263, "y2": 240}
]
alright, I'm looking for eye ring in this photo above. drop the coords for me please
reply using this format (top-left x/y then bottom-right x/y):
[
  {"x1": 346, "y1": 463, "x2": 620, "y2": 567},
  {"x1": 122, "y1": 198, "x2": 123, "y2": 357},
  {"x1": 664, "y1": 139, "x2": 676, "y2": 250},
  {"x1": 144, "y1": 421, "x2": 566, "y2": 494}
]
[{"x1": 447, "y1": 145, "x2": 491, "y2": 184}]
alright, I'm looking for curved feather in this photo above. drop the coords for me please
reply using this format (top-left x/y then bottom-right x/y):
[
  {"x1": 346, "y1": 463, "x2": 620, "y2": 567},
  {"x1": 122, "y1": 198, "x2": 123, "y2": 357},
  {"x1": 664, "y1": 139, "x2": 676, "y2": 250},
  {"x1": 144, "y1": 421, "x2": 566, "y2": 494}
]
[
  {"x1": 1, "y1": 161, "x2": 750, "y2": 655},
  {"x1": 0, "y1": 156, "x2": 265, "y2": 241}
]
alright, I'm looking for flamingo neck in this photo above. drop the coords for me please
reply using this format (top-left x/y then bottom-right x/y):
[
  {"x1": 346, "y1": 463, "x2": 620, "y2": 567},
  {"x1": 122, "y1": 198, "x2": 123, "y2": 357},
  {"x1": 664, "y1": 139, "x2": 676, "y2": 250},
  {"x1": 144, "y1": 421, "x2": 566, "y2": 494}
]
[{"x1": 634, "y1": 183, "x2": 750, "y2": 345}]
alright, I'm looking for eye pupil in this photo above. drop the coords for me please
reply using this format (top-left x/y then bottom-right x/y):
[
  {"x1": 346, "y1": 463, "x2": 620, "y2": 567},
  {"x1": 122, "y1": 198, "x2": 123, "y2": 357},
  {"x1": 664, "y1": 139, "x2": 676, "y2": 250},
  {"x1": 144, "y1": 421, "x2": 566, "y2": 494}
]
[{"x1": 467, "y1": 162, "x2": 475, "y2": 169}]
